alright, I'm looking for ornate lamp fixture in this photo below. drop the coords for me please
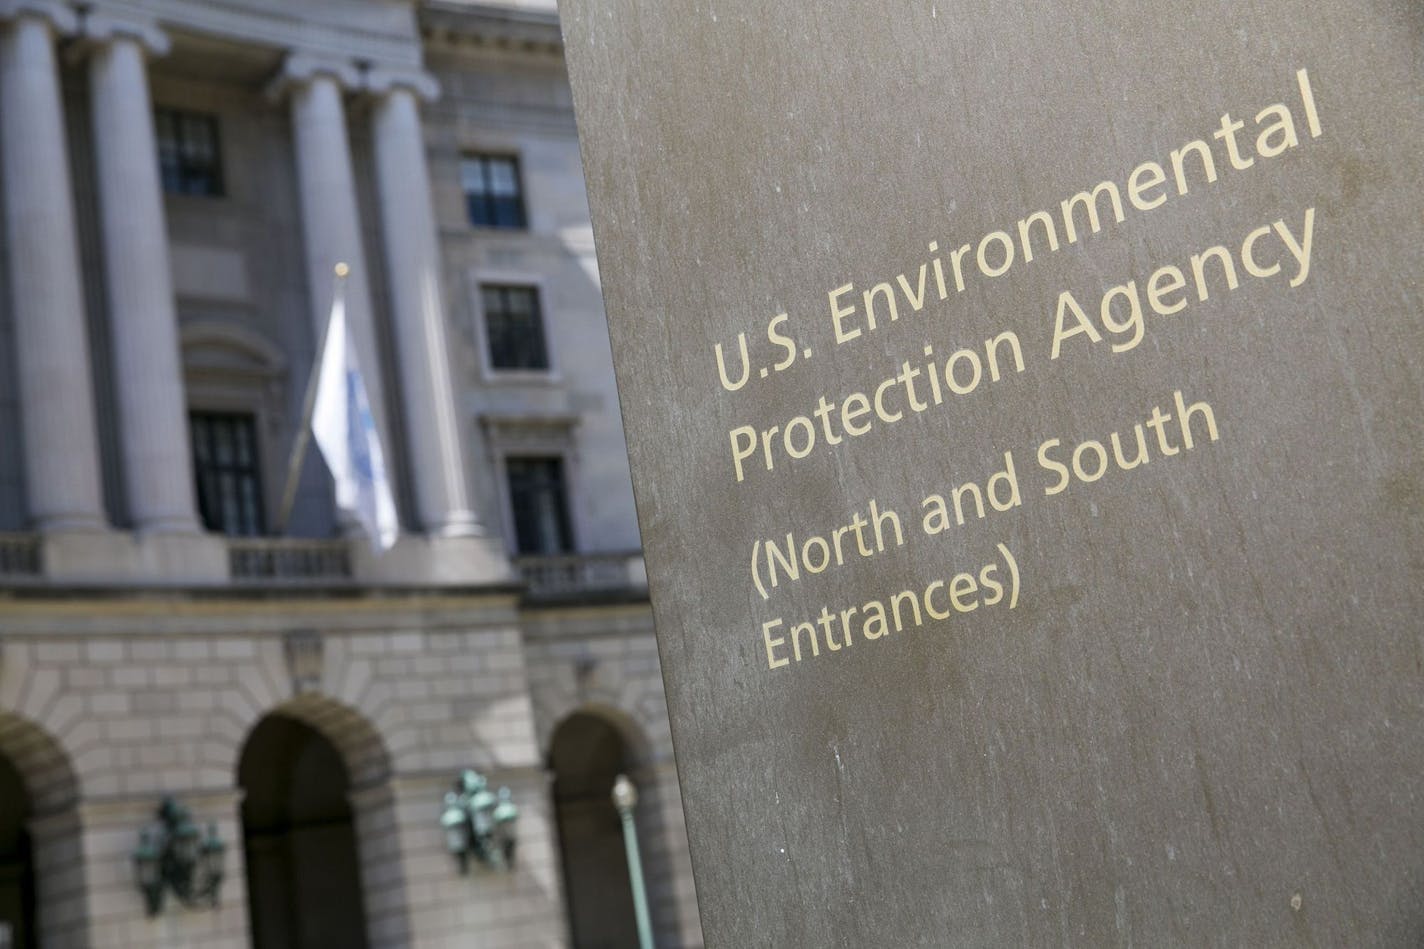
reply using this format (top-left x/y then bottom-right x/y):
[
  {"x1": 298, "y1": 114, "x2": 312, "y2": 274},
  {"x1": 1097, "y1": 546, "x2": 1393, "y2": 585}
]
[
  {"x1": 131, "y1": 796, "x2": 226, "y2": 916},
  {"x1": 439, "y1": 768, "x2": 518, "y2": 872}
]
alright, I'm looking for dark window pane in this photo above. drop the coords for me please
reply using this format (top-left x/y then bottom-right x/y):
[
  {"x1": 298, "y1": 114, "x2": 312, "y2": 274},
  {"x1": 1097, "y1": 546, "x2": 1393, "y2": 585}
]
[
  {"x1": 219, "y1": 473, "x2": 239, "y2": 530},
  {"x1": 155, "y1": 107, "x2": 224, "y2": 197},
  {"x1": 214, "y1": 420, "x2": 234, "y2": 465},
  {"x1": 460, "y1": 154, "x2": 526, "y2": 229},
  {"x1": 493, "y1": 197, "x2": 523, "y2": 228},
  {"x1": 190, "y1": 412, "x2": 264, "y2": 536},
  {"x1": 506, "y1": 289, "x2": 533, "y2": 316},
  {"x1": 460, "y1": 160, "x2": 484, "y2": 194},
  {"x1": 235, "y1": 422, "x2": 252, "y2": 466},
  {"x1": 482, "y1": 285, "x2": 550, "y2": 371},
  {"x1": 488, "y1": 158, "x2": 518, "y2": 195},
  {"x1": 239, "y1": 478, "x2": 260, "y2": 536},
  {"x1": 506, "y1": 457, "x2": 573, "y2": 555}
]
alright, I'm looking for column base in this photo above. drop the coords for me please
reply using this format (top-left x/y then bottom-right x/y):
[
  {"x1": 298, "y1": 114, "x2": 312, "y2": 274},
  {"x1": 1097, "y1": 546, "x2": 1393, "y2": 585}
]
[
  {"x1": 132, "y1": 514, "x2": 205, "y2": 535},
  {"x1": 428, "y1": 509, "x2": 485, "y2": 539},
  {"x1": 31, "y1": 512, "x2": 108, "y2": 533}
]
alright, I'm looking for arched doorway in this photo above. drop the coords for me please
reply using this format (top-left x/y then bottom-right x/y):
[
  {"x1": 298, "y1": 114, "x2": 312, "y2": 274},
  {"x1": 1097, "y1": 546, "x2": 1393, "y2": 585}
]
[
  {"x1": 550, "y1": 712, "x2": 641, "y2": 949},
  {"x1": 0, "y1": 753, "x2": 36, "y2": 949},
  {"x1": 0, "y1": 713, "x2": 80, "y2": 949},
  {"x1": 238, "y1": 713, "x2": 369, "y2": 949}
]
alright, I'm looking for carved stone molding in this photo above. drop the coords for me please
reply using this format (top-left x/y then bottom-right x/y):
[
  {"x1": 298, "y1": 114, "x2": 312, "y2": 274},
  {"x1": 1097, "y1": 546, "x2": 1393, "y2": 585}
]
[{"x1": 282, "y1": 629, "x2": 323, "y2": 694}]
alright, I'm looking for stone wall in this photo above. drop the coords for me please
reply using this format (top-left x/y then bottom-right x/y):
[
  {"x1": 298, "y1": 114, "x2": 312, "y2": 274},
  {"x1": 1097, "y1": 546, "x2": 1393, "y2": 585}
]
[
  {"x1": 424, "y1": 33, "x2": 642, "y2": 557},
  {"x1": 0, "y1": 592, "x2": 571, "y2": 948},
  {"x1": 523, "y1": 602, "x2": 704, "y2": 949}
]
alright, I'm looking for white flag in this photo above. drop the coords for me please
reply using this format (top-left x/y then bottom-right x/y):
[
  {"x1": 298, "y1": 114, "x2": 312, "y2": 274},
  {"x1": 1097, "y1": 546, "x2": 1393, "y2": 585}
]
[{"x1": 311, "y1": 284, "x2": 399, "y2": 552}]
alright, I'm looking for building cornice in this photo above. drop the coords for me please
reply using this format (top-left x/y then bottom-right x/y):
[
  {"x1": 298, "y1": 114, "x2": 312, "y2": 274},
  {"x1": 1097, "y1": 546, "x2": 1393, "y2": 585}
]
[
  {"x1": 420, "y1": 1, "x2": 563, "y2": 57},
  {"x1": 0, "y1": 583, "x2": 524, "y2": 607},
  {"x1": 108, "y1": 0, "x2": 426, "y2": 69}
]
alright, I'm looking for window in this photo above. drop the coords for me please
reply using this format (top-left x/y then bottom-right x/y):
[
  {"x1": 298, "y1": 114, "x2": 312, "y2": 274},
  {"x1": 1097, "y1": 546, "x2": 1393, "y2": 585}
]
[
  {"x1": 190, "y1": 412, "x2": 264, "y2": 536},
  {"x1": 482, "y1": 285, "x2": 550, "y2": 371},
  {"x1": 461, "y1": 154, "x2": 526, "y2": 228},
  {"x1": 506, "y1": 457, "x2": 573, "y2": 555},
  {"x1": 156, "y1": 108, "x2": 223, "y2": 196}
]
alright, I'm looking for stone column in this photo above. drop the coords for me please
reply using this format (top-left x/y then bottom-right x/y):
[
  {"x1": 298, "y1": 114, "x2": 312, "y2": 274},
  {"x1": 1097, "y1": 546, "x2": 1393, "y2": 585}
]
[
  {"x1": 85, "y1": 14, "x2": 201, "y2": 534},
  {"x1": 0, "y1": 3, "x2": 107, "y2": 531},
  {"x1": 274, "y1": 56, "x2": 392, "y2": 492},
  {"x1": 369, "y1": 71, "x2": 481, "y2": 537}
]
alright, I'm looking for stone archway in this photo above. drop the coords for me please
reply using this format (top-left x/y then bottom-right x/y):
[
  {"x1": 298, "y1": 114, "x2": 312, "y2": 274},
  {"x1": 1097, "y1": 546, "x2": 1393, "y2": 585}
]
[
  {"x1": 550, "y1": 711, "x2": 637, "y2": 949},
  {"x1": 236, "y1": 695, "x2": 404, "y2": 949},
  {"x1": 0, "y1": 713, "x2": 81, "y2": 949},
  {"x1": 549, "y1": 707, "x2": 672, "y2": 949}
]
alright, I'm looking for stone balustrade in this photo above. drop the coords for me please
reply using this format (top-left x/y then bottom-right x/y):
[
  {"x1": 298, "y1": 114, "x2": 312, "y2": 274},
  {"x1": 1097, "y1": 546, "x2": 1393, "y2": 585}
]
[
  {"x1": 516, "y1": 551, "x2": 647, "y2": 601},
  {"x1": 227, "y1": 537, "x2": 351, "y2": 584}
]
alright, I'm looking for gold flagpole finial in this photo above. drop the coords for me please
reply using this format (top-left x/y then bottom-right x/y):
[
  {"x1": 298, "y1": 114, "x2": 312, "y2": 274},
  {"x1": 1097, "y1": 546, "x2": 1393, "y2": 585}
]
[{"x1": 334, "y1": 262, "x2": 350, "y2": 278}]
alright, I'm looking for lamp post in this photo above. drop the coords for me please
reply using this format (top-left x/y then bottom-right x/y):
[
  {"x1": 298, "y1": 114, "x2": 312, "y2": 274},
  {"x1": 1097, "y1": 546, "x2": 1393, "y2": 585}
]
[{"x1": 611, "y1": 773, "x2": 654, "y2": 949}]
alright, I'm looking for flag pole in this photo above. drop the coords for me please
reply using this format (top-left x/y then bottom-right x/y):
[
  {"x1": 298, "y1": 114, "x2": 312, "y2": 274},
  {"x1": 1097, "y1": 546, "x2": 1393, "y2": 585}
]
[{"x1": 274, "y1": 262, "x2": 348, "y2": 536}]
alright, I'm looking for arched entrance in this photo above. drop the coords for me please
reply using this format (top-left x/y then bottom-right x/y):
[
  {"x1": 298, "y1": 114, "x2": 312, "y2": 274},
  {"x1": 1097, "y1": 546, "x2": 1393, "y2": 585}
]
[
  {"x1": 550, "y1": 711, "x2": 642, "y2": 949},
  {"x1": 238, "y1": 713, "x2": 369, "y2": 949},
  {"x1": 0, "y1": 753, "x2": 36, "y2": 948},
  {"x1": 0, "y1": 713, "x2": 80, "y2": 949}
]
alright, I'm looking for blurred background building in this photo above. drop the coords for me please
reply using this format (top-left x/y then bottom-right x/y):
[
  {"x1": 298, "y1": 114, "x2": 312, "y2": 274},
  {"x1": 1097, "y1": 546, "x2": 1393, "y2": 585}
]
[{"x1": 0, "y1": 0, "x2": 702, "y2": 945}]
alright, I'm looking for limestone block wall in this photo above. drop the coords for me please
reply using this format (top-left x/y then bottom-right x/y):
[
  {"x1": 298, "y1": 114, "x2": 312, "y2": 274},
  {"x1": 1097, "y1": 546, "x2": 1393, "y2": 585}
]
[
  {"x1": 523, "y1": 602, "x2": 704, "y2": 948},
  {"x1": 0, "y1": 591, "x2": 566, "y2": 949},
  {"x1": 424, "y1": 36, "x2": 643, "y2": 558}
]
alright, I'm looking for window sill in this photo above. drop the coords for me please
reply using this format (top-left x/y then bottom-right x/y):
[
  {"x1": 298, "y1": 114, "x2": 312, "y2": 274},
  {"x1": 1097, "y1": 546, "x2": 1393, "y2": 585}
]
[
  {"x1": 163, "y1": 190, "x2": 228, "y2": 204},
  {"x1": 480, "y1": 368, "x2": 564, "y2": 386},
  {"x1": 466, "y1": 222, "x2": 530, "y2": 234}
]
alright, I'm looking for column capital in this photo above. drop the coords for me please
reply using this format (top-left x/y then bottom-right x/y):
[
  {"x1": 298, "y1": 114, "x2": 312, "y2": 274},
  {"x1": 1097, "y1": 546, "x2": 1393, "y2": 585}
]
[
  {"x1": 80, "y1": 7, "x2": 168, "y2": 56},
  {"x1": 0, "y1": 0, "x2": 76, "y2": 33},
  {"x1": 366, "y1": 65, "x2": 440, "y2": 103},
  {"x1": 266, "y1": 50, "x2": 361, "y2": 101}
]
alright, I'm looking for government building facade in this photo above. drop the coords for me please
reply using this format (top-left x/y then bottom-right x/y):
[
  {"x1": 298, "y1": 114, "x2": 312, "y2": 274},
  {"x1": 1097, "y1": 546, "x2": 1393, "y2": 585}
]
[{"x1": 0, "y1": 1, "x2": 701, "y2": 946}]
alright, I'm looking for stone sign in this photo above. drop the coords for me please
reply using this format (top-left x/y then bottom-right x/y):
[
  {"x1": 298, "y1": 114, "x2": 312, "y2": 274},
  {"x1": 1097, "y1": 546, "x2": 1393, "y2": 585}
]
[{"x1": 559, "y1": 2, "x2": 1424, "y2": 944}]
